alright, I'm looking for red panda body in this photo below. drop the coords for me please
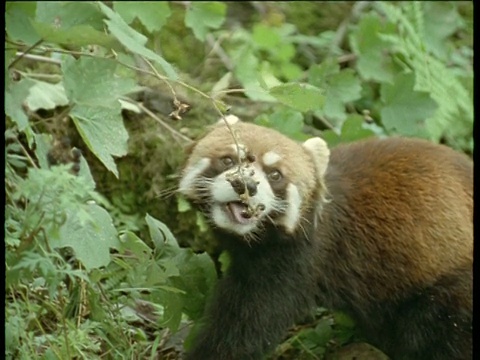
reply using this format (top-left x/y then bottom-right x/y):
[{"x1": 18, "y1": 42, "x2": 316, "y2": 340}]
[
  {"x1": 179, "y1": 121, "x2": 472, "y2": 360},
  {"x1": 315, "y1": 137, "x2": 472, "y2": 359}
]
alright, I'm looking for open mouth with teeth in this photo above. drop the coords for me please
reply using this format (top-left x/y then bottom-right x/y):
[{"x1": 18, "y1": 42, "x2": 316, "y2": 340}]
[{"x1": 224, "y1": 201, "x2": 256, "y2": 225}]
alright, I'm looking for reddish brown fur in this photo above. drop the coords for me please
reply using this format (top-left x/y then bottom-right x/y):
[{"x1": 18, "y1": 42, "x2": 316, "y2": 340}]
[
  {"x1": 312, "y1": 137, "x2": 472, "y2": 358},
  {"x1": 318, "y1": 137, "x2": 472, "y2": 299},
  {"x1": 183, "y1": 126, "x2": 473, "y2": 360}
]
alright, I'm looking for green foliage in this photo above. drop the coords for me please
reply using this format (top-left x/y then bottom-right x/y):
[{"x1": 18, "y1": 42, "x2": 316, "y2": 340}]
[
  {"x1": 269, "y1": 83, "x2": 325, "y2": 112},
  {"x1": 5, "y1": 1, "x2": 472, "y2": 359},
  {"x1": 185, "y1": 2, "x2": 227, "y2": 41},
  {"x1": 113, "y1": 1, "x2": 172, "y2": 33}
]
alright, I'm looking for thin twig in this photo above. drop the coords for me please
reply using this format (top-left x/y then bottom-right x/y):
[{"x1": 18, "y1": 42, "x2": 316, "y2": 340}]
[
  {"x1": 17, "y1": 137, "x2": 39, "y2": 169},
  {"x1": 206, "y1": 33, "x2": 233, "y2": 71},
  {"x1": 141, "y1": 57, "x2": 178, "y2": 101},
  {"x1": 132, "y1": 100, "x2": 193, "y2": 144},
  {"x1": 14, "y1": 52, "x2": 62, "y2": 65},
  {"x1": 8, "y1": 39, "x2": 44, "y2": 69},
  {"x1": 17, "y1": 71, "x2": 62, "y2": 80},
  {"x1": 337, "y1": 53, "x2": 357, "y2": 64}
]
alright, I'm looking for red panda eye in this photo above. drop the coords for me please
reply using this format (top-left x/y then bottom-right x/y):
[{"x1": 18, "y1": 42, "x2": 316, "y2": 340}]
[
  {"x1": 268, "y1": 170, "x2": 282, "y2": 182},
  {"x1": 221, "y1": 156, "x2": 234, "y2": 168}
]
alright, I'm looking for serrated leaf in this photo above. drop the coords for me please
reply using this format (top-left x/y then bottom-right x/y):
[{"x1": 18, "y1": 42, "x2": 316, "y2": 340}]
[
  {"x1": 309, "y1": 61, "x2": 362, "y2": 122},
  {"x1": 349, "y1": 14, "x2": 398, "y2": 82},
  {"x1": 62, "y1": 56, "x2": 137, "y2": 108},
  {"x1": 71, "y1": 104, "x2": 128, "y2": 178},
  {"x1": 185, "y1": 2, "x2": 226, "y2": 41},
  {"x1": 53, "y1": 204, "x2": 120, "y2": 270},
  {"x1": 380, "y1": 72, "x2": 437, "y2": 137},
  {"x1": 113, "y1": 2, "x2": 171, "y2": 33},
  {"x1": 423, "y1": 2, "x2": 464, "y2": 60},
  {"x1": 269, "y1": 83, "x2": 325, "y2": 112},
  {"x1": 25, "y1": 81, "x2": 69, "y2": 111},
  {"x1": 99, "y1": 2, "x2": 177, "y2": 80}
]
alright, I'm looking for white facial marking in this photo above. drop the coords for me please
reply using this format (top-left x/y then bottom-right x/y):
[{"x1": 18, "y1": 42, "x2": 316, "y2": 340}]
[
  {"x1": 262, "y1": 151, "x2": 282, "y2": 167},
  {"x1": 281, "y1": 184, "x2": 302, "y2": 233},
  {"x1": 178, "y1": 158, "x2": 211, "y2": 197},
  {"x1": 216, "y1": 114, "x2": 240, "y2": 125},
  {"x1": 229, "y1": 143, "x2": 246, "y2": 159}
]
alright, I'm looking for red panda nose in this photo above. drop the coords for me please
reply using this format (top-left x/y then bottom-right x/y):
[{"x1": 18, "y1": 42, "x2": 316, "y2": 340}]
[
  {"x1": 246, "y1": 180, "x2": 258, "y2": 196},
  {"x1": 228, "y1": 177, "x2": 258, "y2": 197}
]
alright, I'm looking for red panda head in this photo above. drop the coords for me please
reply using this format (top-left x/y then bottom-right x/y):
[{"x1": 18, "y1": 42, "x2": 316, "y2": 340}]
[{"x1": 179, "y1": 117, "x2": 330, "y2": 239}]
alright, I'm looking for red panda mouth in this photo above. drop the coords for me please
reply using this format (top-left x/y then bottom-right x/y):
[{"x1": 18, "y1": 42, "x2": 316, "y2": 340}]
[{"x1": 225, "y1": 202, "x2": 254, "y2": 225}]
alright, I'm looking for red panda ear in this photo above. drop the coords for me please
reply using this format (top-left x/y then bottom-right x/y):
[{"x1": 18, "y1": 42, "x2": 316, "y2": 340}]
[
  {"x1": 216, "y1": 114, "x2": 241, "y2": 126},
  {"x1": 302, "y1": 137, "x2": 330, "y2": 179}
]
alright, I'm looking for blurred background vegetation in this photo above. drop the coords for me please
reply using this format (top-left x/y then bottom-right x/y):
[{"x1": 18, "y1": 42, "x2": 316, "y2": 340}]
[{"x1": 5, "y1": 2, "x2": 473, "y2": 359}]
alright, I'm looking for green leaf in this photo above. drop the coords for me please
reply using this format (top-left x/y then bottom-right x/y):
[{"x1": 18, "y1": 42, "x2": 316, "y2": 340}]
[
  {"x1": 349, "y1": 14, "x2": 398, "y2": 82},
  {"x1": 254, "y1": 109, "x2": 308, "y2": 141},
  {"x1": 5, "y1": 79, "x2": 33, "y2": 131},
  {"x1": 269, "y1": 83, "x2": 325, "y2": 112},
  {"x1": 422, "y1": 2, "x2": 464, "y2": 60},
  {"x1": 309, "y1": 60, "x2": 362, "y2": 122},
  {"x1": 177, "y1": 196, "x2": 192, "y2": 213},
  {"x1": 145, "y1": 214, "x2": 179, "y2": 255},
  {"x1": 380, "y1": 72, "x2": 437, "y2": 137},
  {"x1": 195, "y1": 212, "x2": 209, "y2": 233},
  {"x1": 5, "y1": 3, "x2": 41, "y2": 45},
  {"x1": 99, "y1": 2, "x2": 177, "y2": 80},
  {"x1": 52, "y1": 203, "x2": 120, "y2": 270},
  {"x1": 113, "y1": 2, "x2": 171, "y2": 33},
  {"x1": 160, "y1": 292, "x2": 184, "y2": 332},
  {"x1": 62, "y1": 57, "x2": 132, "y2": 176},
  {"x1": 252, "y1": 24, "x2": 282, "y2": 49},
  {"x1": 70, "y1": 104, "x2": 128, "y2": 178},
  {"x1": 322, "y1": 114, "x2": 376, "y2": 147},
  {"x1": 33, "y1": 2, "x2": 118, "y2": 48},
  {"x1": 62, "y1": 56, "x2": 137, "y2": 108},
  {"x1": 33, "y1": 133, "x2": 52, "y2": 169},
  {"x1": 236, "y1": 51, "x2": 278, "y2": 101},
  {"x1": 33, "y1": 22, "x2": 119, "y2": 48},
  {"x1": 184, "y1": 2, "x2": 227, "y2": 41},
  {"x1": 5, "y1": 47, "x2": 15, "y2": 90},
  {"x1": 25, "y1": 81, "x2": 69, "y2": 111},
  {"x1": 211, "y1": 72, "x2": 232, "y2": 96},
  {"x1": 35, "y1": 2, "x2": 104, "y2": 30},
  {"x1": 119, "y1": 231, "x2": 152, "y2": 262}
]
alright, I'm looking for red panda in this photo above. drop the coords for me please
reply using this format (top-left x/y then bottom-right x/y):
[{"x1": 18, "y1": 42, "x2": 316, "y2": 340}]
[{"x1": 178, "y1": 117, "x2": 472, "y2": 360}]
